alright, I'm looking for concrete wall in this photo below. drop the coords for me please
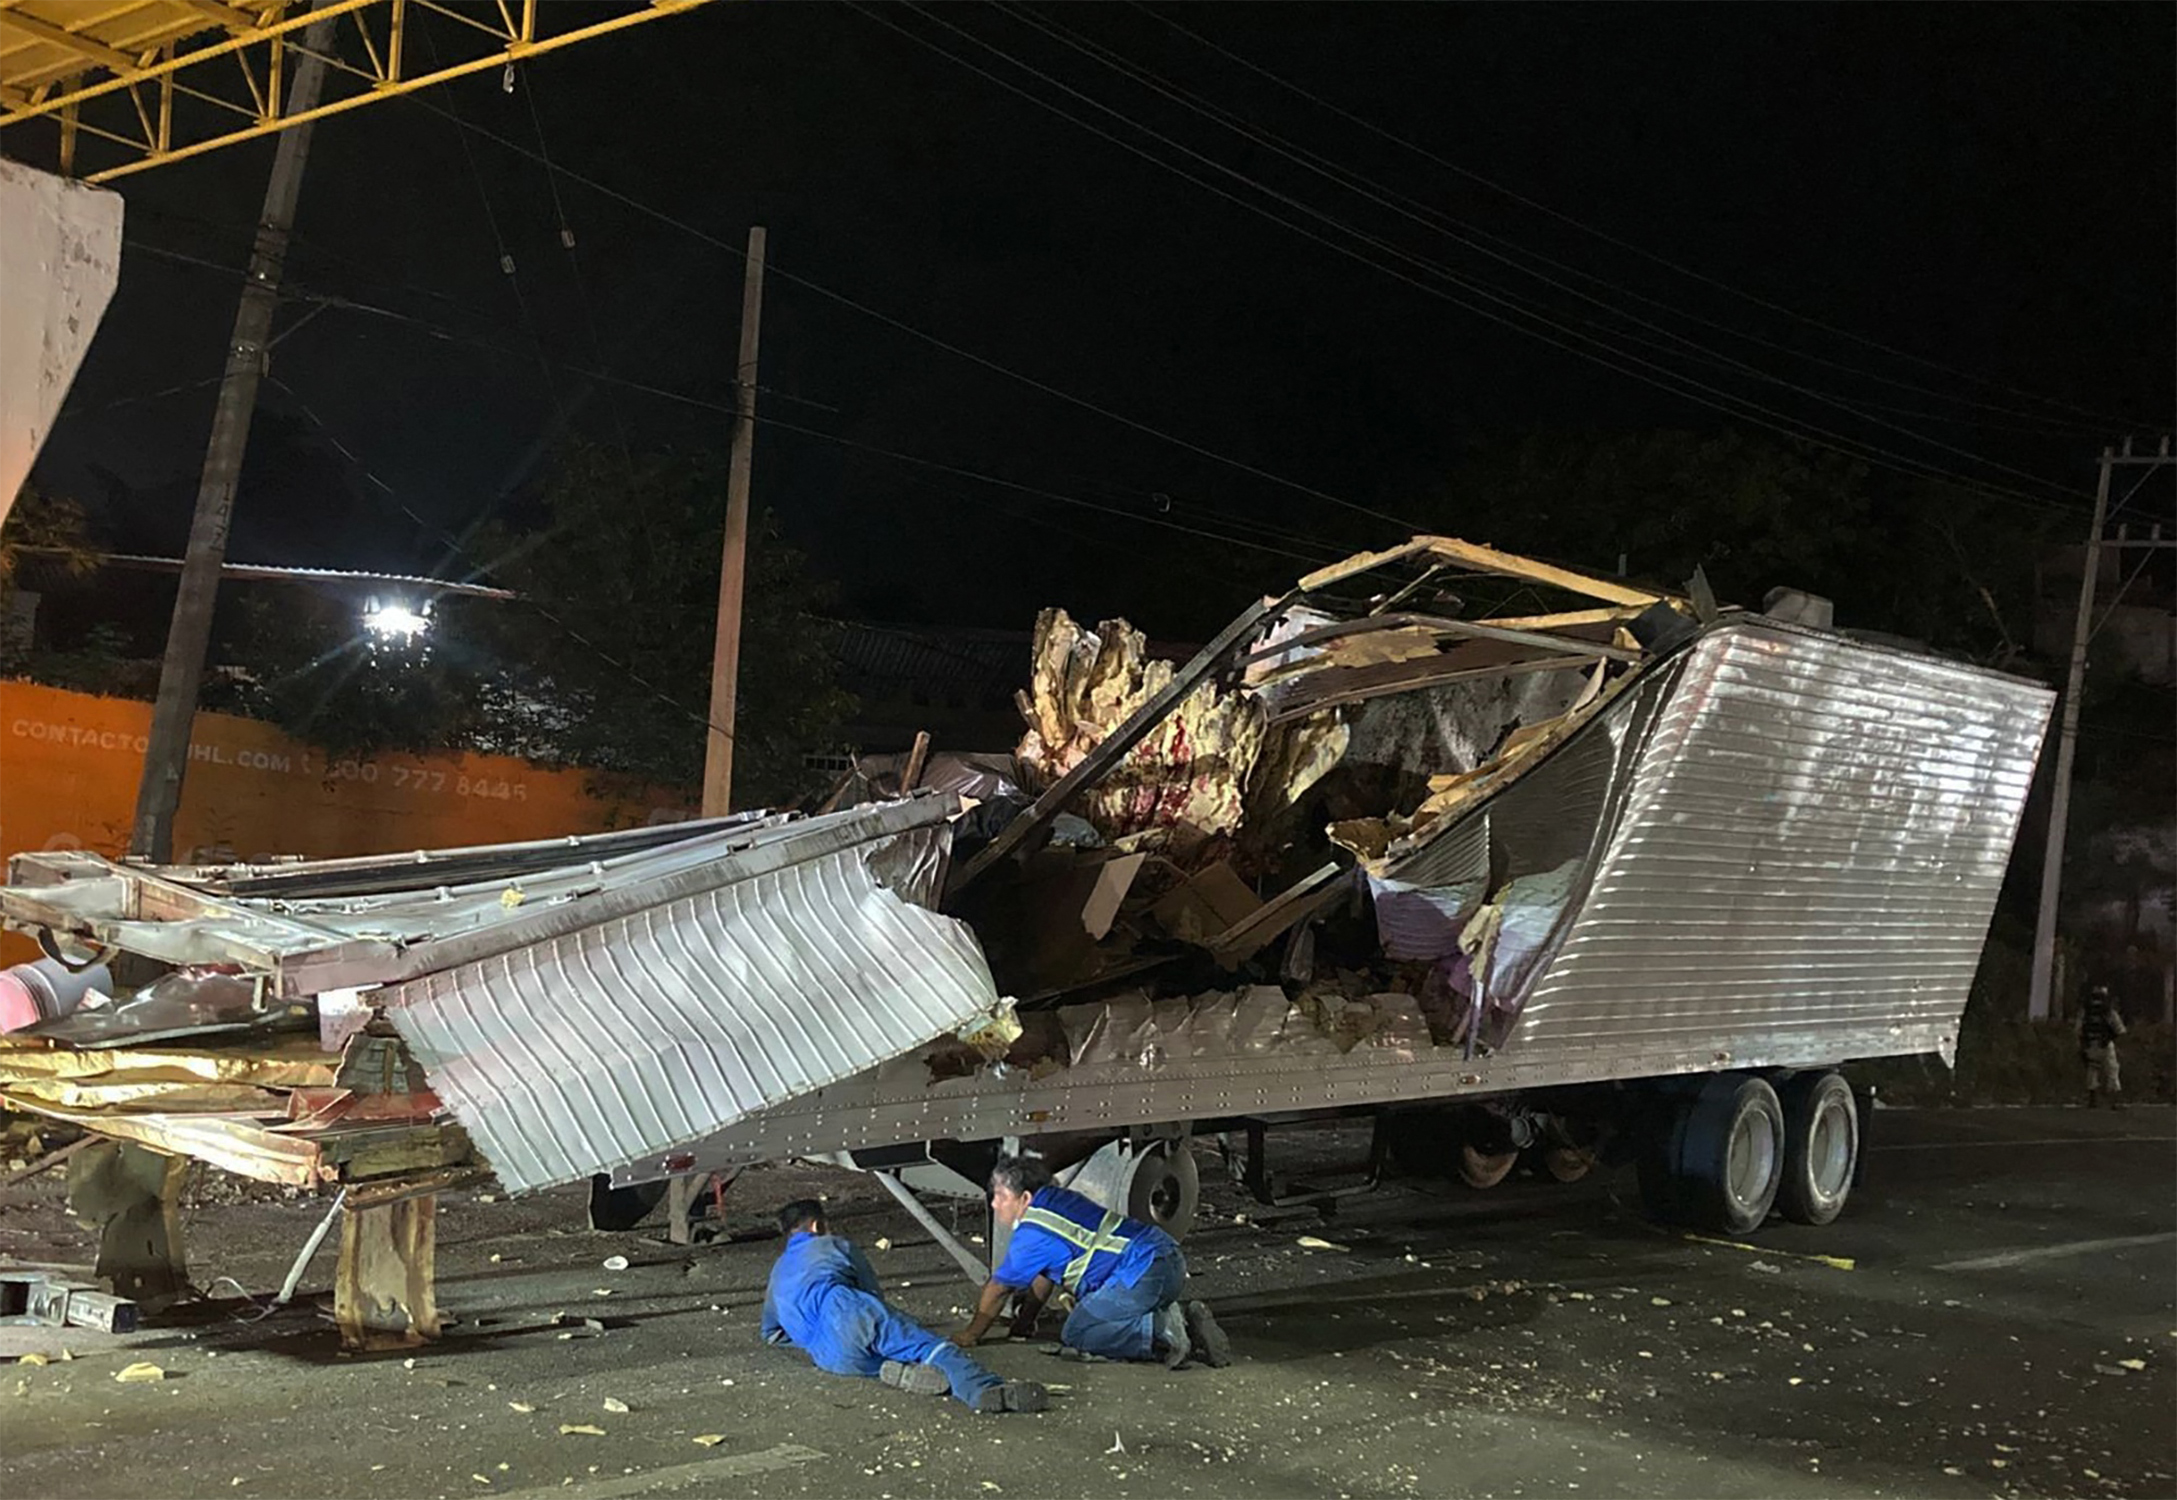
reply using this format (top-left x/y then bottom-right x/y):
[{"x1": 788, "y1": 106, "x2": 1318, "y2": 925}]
[{"x1": 0, "y1": 678, "x2": 690, "y2": 869}]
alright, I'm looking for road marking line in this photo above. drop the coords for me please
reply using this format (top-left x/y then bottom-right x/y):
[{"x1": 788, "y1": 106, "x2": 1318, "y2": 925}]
[
  {"x1": 495, "y1": 1444, "x2": 825, "y2": 1500},
  {"x1": 1871, "y1": 1136, "x2": 2171, "y2": 1151},
  {"x1": 1936, "y1": 1232, "x2": 2175, "y2": 1272},
  {"x1": 1681, "y1": 1233, "x2": 1855, "y2": 1270}
]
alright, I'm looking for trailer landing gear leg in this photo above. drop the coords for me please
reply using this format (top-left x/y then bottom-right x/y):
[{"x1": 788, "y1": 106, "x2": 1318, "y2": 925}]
[
  {"x1": 335, "y1": 1195, "x2": 440, "y2": 1351},
  {"x1": 67, "y1": 1141, "x2": 188, "y2": 1312}
]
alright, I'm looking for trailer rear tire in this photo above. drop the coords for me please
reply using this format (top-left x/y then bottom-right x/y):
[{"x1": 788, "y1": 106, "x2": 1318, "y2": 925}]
[
  {"x1": 1777, "y1": 1071, "x2": 1858, "y2": 1226},
  {"x1": 1124, "y1": 1141, "x2": 1200, "y2": 1240},
  {"x1": 1538, "y1": 1144, "x2": 1597, "y2": 1184},
  {"x1": 1636, "y1": 1094, "x2": 1696, "y2": 1223},
  {"x1": 1681, "y1": 1074, "x2": 1786, "y2": 1235},
  {"x1": 1457, "y1": 1143, "x2": 1519, "y2": 1189}
]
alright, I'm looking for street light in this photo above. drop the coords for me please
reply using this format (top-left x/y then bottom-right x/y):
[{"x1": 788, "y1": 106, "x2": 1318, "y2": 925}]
[{"x1": 361, "y1": 599, "x2": 430, "y2": 641}]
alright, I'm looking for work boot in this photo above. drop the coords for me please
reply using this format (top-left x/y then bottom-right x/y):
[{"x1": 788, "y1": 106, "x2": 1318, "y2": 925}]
[
  {"x1": 1155, "y1": 1300, "x2": 1192, "y2": 1369},
  {"x1": 970, "y1": 1379, "x2": 1050, "y2": 1415},
  {"x1": 1182, "y1": 1301, "x2": 1233, "y2": 1368},
  {"x1": 879, "y1": 1359, "x2": 950, "y2": 1397}
]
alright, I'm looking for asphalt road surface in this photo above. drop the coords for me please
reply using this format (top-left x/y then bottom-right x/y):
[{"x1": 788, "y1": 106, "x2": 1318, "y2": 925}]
[{"x1": 2, "y1": 1105, "x2": 2171, "y2": 1499}]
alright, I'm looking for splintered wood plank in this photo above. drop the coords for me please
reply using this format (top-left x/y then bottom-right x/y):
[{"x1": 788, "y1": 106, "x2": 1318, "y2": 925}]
[
  {"x1": 1416, "y1": 537, "x2": 1665, "y2": 607},
  {"x1": 335, "y1": 1195, "x2": 440, "y2": 1351},
  {"x1": 1479, "y1": 606, "x2": 1650, "y2": 631},
  {"x1": 1297, "y1": 538, "x2": 1431, "y2": 592}
]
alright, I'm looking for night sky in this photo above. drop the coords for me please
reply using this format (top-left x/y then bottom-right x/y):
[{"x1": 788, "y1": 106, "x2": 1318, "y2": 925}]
[{"x1": 27, "y1": 2, "x2": 2177, "y2": 637}]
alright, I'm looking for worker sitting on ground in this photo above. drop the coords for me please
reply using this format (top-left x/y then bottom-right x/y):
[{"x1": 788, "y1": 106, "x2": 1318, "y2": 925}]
[
  {"x1": 762, "y1": 1198, "x2": 1048, "y2": 1414},
  {"x1": 952, "y1": 1154, "x2": 1231, "y2": 1369},
  {"x1": 2078, "y1": 983, "x2": 2129, "y2": 1109}
]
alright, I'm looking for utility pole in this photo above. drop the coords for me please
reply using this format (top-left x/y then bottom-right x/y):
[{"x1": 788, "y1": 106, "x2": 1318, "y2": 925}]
[
  {"x1": 701, "y1": 225, "x2": 766, "y2": 817},
  {"x1": 128, "y1": 12, "x2": 333, "y2": 863},
  {"x1": 2027, "y1": 437, "x2": 2177, "y2": 1019}
]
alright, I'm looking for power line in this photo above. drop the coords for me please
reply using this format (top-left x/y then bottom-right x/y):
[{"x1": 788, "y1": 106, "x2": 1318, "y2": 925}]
[
  {"x1": 860, "y1": 2, "x2": 2091, "y2": 519},
  {"x1": 386, "y1": 89, "x2": 1424, "y2": 540},
  {"x1": 277, "y1": 281, "x2": 1352, "y2": 564},
  {"x1": 1132, "y1": 2, "x2": 2155, "y2": 434},
  {"x1": 1010, "y1": 1, "x2": 2103, "y2": 487},
  {"x1": 512, "y1": 62, "x2": 641, "y2": 479},
  {"x1": 2090, "y1": 464, "x2": 2174, "y2": 641}
]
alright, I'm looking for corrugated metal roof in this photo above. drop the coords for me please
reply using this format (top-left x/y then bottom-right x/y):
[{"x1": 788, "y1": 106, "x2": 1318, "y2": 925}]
[{"x1": 378, "y1": 810, "x2": 1004, "y2": 1193}]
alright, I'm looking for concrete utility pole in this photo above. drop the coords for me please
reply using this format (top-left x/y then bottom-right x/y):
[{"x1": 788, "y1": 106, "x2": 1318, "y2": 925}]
[
  {"x1": 129, "y1": 13, "x2": 333, "y2": 863},
  {"x1": 2027, "y1": 436, "x2": 2176, "y2": 1019},
  {"x1": 2027, "y1": 446, "x2": 2114, "y2": 1021},
  {"x1": 700, "y1": 225, "x2": 766, "y2": 817}
]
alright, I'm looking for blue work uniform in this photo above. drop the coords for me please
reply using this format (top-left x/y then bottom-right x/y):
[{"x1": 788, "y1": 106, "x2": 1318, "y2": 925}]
[
  {"x1": 991, "y1": 1186, "x2": 1186, "y2": 1362},
  {"x1": 762, "y1": 1230, "x2": 999, "y2": 1407}
]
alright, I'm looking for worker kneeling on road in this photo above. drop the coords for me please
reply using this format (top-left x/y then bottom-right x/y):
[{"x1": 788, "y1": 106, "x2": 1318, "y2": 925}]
[
  {"x1": 762, "y1": 1199, "x2": 1048, "y2": 1414},
  {"x1": 953, "y1": 1154, "x2": 1231, "y2": 1369}
]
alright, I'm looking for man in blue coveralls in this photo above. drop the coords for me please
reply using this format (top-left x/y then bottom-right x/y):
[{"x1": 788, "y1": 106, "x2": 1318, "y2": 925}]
[
  {"x1": 762, "y1": 1199, "x2": 1048, "y2": 1414},
  {"x1": 951, "y1": 1154, "x2": 1232, "y2": 1368}
]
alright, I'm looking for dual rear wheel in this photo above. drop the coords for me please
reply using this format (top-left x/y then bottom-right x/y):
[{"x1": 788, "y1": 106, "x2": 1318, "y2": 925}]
[{"x1": 1639, "y1": 1070, "x2": 1860, "y2": 1233}]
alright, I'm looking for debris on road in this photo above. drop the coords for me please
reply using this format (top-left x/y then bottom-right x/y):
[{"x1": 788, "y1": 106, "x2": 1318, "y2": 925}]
[{"x1": 112, "y1": 1361, "x2": 163, "y2": 1383}]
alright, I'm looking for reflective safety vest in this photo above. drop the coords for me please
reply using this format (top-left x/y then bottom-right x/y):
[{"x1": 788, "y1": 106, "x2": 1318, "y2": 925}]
[{"x1": 1020, "y1": 1201, "x2": 1132, "y2": 1295}]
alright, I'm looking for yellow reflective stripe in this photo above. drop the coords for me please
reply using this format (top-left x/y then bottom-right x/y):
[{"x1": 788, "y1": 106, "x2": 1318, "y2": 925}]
[
  {"x1": 1024, "y1": 1203, "x2": 1131, "y2": 1295},
  {"x1": 1020, "y1": 1206, "x2": 1095, "y2": 1248},
  {"x1": 1022, "y1": 1204, "x2": 1133, "y2": 1292}
]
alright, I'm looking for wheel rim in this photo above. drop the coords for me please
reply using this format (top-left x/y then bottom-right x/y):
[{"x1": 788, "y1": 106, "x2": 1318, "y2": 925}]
[
  {"x1": 1144, "y1": 1163, "x2": 1182, "y2": 1224},
  {"x1": 1807, "y1": 1094, "x2": 1855, "y2": 1204},
  {"x1": 1725, "y1": 1105, "x2": 1778, "y2": 1213}
]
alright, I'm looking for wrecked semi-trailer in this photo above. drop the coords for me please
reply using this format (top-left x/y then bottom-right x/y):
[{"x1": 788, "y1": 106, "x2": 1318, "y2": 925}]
[
  {"x1": 0, "y1": 536, "x2": 2051, "y2": 1342},
  {"x1": 611, "y1": 538, "x2": 2052, "y2": 1243}
]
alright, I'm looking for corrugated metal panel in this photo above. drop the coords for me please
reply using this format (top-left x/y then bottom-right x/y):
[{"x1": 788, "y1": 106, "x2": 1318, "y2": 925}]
[
  {"x1": 382, "y1": 818, "x2": 1003, "y2": 1194},
  {"x1": 1507, "y1": 622, "x2": 2051, "y2": 1058}
]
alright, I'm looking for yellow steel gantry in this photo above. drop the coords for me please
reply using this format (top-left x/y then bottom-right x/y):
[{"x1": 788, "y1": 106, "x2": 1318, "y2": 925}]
[{"x1": 0, "y1": 0, "x2": 714, "y2": 183}]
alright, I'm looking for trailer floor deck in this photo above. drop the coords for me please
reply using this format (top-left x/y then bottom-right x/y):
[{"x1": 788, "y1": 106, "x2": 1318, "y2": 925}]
[{"x1": 2, "y1": 1107, "x2": 2171, "y2": 1499}]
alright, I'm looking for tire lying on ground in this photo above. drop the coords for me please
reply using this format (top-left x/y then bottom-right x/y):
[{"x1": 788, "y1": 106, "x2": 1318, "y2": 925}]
[{"x1": 1776, "y1": 1070, "x2": 1859, "y2": 1226}]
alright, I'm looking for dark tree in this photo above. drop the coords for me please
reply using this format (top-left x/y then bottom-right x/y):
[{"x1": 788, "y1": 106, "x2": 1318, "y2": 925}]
[{"x1": 478, "y1": 442, "x2": 855, "y2": 806}]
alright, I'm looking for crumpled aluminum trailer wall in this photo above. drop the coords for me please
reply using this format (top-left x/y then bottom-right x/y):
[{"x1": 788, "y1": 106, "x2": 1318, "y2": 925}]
[
  {"x1": 1422, "y1": 618, "x2": 2052, "y2": 1077},
  {"x1": 614, "y1": 618, "x2": 2053, "y2": 1181}
]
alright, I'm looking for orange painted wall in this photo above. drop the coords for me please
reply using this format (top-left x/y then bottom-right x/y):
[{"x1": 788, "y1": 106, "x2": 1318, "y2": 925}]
[{"x1": 0, "y1": 680, "x2": 694, "y2": 954}]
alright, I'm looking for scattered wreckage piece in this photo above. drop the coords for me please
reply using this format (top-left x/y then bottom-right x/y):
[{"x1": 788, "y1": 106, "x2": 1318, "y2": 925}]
[
  {"x1": 0, "y1": 799, "x2": 1009, "y2": 1344},
  {"x1": 0, "y1": 1267, "x2": 137, "y2": 1333}
]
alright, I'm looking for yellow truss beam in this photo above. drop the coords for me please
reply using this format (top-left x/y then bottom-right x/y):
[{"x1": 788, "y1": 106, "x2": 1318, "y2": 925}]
[{"x1": 0, "y1": 0, "x2": 715, "y2": 183}]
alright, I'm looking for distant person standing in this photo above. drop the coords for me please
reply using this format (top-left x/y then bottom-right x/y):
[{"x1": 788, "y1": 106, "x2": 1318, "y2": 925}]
[{"x1": 2078, "y1": 983, "x2": 2129, "y2": 1109}]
